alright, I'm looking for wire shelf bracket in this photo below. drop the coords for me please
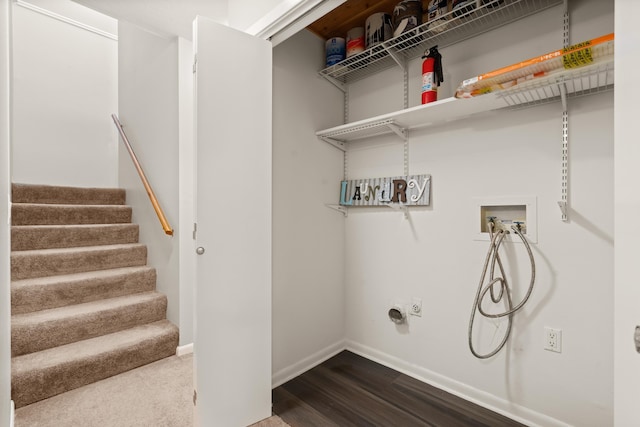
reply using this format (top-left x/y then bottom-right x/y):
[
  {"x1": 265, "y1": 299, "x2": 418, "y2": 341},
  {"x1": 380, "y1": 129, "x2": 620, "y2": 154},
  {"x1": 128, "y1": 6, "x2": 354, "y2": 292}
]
[
  {"x1": 326, "y1": 204, "x2": 348, "y2": 217},
  {"x1": 321, "y1": 74, "x2": 347, "y2": 93},
  {"x1": 387, "y1": 122, "x2": 408, "y2": 141},
  {"x1": 385, "y1": 202, "x2": 410, "y2": 219},
  {"x1": 319, "y1": 135, "x2": 347, "y2": 151},
  {"x1": 381, "y1": 41, "x2": 407, "y2": 72}
]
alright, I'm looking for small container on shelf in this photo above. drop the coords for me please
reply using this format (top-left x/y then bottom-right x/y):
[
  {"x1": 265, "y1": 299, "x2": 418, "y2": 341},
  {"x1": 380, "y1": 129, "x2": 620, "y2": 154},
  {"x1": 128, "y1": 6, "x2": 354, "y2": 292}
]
[
  {"x1": 425, "y1": 0, "x2": 451, "y2": 34},
  {"x1": 365, "y1": 12, "x2": 393, "y2": 49},
  {"x1": 325, "y1": 37, "x2": 346, "y2": 67},
  {"x1": 346, "y1": 27, "x2": 365, "y2": 58},
  {"x1": 392, "y1": 0, "x2": 423, "y2": 38}
]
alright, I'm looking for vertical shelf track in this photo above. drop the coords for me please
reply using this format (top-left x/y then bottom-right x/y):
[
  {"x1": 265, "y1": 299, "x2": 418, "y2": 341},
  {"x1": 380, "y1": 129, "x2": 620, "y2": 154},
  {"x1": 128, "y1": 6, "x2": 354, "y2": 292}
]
[
  {"x1": 559, "y1": 0, "x2": 570, "y2": 221},
  {"x1": 403, "y1": 64, "x2": 410, "y2": 178},
  {"x1": 327, "y1": 80, "x2": 350, "y2": 217}
]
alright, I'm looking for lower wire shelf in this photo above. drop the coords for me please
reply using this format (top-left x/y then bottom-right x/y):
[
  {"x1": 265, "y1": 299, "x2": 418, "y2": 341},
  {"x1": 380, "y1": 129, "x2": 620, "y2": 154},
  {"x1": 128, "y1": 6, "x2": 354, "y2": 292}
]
[{"x1": 316, "y1": 56, "x2": 614, "y2": 146}]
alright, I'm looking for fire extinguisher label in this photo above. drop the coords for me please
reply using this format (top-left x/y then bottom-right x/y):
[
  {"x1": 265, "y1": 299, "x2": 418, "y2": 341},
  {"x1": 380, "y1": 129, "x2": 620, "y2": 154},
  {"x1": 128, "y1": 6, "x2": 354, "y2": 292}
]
[{"x1": 422, "y1": 72, "x2": 434, "y2": 92}]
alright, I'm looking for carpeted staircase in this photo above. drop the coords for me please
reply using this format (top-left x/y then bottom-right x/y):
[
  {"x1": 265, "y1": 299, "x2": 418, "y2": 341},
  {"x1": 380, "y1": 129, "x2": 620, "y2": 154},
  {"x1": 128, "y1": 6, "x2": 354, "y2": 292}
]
[{"x1": 10, "y1": 183, "x2": 179, "y2": 408}]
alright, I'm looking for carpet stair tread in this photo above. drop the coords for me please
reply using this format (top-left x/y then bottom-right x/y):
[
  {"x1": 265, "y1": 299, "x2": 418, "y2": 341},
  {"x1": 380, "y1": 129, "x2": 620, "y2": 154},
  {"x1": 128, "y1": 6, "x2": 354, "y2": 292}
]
[
  {"x1": 10, "y1": 183, "x2": 178, "y2": 410},
  {"x1": 12, "y1": 291, "x2": 167, "y2": 356},
  {"x1": 11, "y1": 243, "x2": 147, "y2": 280},
  {"x1": 11, "y1": 320, "x2": 179, "y2": 408},
  {"x1": 12, "y1": 183, "x2": 126, "y2": 205},
  {"x1": 12, "y1": 266, "x2": 156, "y2": 314},
  {"x1": 11, "y1": 223, "x2": 139, "y2": 251},
  {"x1": 12, "y1": 203, "x2": 132, "y2": 226}
]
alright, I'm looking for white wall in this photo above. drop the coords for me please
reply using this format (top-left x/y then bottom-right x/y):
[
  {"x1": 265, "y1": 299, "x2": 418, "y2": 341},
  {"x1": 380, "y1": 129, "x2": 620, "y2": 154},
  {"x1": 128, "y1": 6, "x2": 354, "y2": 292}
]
[
  {"x1": 272, "y1": 29, "x2": 346, "y2": 384},
  {"x1": 11, "y1": 1, "x2": 117, "y2": 187},
  {"x1": 178, "y1": 37, "x2": 195, "y2": 346},
  {"x1": 346, "y1": 94, "x2": 613, "y2": 427},
  {"x1": 342, "y1": 2, "x2": 614, "y2": 426},
  {"x1": 1, "y1": 0, "x2": 11, "y2": 424},
  {"x1": 117, "y1": 21, "x2": 182, "y2": 341},
  {"x1": 614, "y1": 0, "x2": 640, "y2": 425}
]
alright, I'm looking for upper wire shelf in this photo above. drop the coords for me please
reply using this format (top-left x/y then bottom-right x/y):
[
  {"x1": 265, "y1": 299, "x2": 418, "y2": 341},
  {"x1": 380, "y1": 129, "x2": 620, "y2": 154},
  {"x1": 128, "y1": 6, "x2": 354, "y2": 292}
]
[{"x1": 318, "y1": 0, "x2": 563, "y2": 85}]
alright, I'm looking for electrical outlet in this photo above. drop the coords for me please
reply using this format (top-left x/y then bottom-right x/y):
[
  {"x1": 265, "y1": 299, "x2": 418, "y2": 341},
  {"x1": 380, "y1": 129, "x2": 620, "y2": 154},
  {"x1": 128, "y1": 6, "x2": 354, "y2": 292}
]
[
  {"x1": 544, "y1": 327, "x2": 562, "y2": 353},
  {"x1": 409, "y1": 298, "x2": 422, "y2": 317}
]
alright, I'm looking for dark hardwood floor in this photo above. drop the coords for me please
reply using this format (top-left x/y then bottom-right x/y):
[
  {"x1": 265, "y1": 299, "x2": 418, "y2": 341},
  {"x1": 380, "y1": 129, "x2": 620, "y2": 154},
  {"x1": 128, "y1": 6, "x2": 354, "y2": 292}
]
[{"x1": 272, "y1": 351, "x2": 526, "y2": 427}]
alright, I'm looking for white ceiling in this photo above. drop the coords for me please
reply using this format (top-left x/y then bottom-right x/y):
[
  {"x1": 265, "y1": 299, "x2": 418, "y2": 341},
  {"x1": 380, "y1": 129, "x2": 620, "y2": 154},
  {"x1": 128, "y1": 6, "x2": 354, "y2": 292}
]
[
  {"x1": 72, "y1": 0, "x2": 228, "y2": 39},
  {"x1": 70, "y1": 0, "x2": 342, "y2": 46}
]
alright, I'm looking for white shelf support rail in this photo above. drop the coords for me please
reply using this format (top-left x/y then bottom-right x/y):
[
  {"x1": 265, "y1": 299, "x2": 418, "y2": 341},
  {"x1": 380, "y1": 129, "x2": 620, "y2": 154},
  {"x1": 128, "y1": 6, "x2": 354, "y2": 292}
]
[
  {"x1": 402, "y1": 64, "x2": 410, "y2": 177},
  {"x1": 343, "y1": 85, "x2": 349, "y2": 179},
  {"x1": 404, "y1": 139, "x2": 409, "y2": 176},
  {"x1": 559, "y1": 84, "x2": 569, "y2": 222},
  {"x1": 559, "y1": 0, "x2": 570, "y2": 221}
]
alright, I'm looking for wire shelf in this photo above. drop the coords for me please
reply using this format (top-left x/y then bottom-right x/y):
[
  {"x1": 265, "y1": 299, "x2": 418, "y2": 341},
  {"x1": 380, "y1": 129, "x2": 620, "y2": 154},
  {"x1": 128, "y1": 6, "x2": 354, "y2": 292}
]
[
  {"x1": 316, "y1": 57, "x2": 615, "y2": 145},
  {"x1": 318, "y1": 0, "x2": 563, "y2": 84},
  {"x1": 498, "y1": 56, "x2": 614, "y2": 107}
]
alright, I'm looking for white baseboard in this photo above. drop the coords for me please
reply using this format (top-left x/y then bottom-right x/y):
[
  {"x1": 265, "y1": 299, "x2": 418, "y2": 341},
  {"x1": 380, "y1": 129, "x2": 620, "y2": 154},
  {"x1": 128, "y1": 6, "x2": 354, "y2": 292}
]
[
  {"x1": 346, "y1": 340, "x2": 569, "y2": 427},
  {"x1": 176, "y1": 343, "x2": 194, "y2": 357},
  {"x1": 10, "y1": 400, "x2": 14, "y2": 427},
  {"x1": 272, "y1": 340, "x2": 346, "y2": 388}
]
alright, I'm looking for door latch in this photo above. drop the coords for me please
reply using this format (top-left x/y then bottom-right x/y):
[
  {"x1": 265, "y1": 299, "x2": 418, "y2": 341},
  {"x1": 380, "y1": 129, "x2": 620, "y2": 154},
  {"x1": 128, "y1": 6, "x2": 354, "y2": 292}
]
[{"x1": 635, "y1": 326, "x2": 640, "y2": 354}]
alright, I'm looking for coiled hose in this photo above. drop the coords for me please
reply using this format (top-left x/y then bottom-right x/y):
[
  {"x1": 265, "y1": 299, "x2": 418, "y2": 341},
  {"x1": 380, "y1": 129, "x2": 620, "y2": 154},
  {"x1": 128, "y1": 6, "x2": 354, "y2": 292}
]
[{"x1": 468, "y1": 222, "x2": 536, "y2": 359}]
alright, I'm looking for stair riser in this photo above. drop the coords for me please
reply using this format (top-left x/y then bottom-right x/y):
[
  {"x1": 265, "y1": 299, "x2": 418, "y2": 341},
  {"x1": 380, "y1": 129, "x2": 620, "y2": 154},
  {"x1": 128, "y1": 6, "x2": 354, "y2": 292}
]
[
  {"x1": 11, "y1": 325, "x2": 178, "y2": 408},
  {"x1": 12, "y1": 204, "x2": 132, "y2": 226},
  {"x1": 12, "y1": 294, "x2": 167, "y2": 356},
  {"x1": 12, "y1": 268, "x2": 156, "y2": 314},
  {"x1": 12, "y1": 184, "x2": 126, "y2": 205},
  {"x1": 11, "y1": 245, "x2": 147, "y2": 280},
  {"x1": 11, "y1": 224, "x2": 139, "y2": 251}
]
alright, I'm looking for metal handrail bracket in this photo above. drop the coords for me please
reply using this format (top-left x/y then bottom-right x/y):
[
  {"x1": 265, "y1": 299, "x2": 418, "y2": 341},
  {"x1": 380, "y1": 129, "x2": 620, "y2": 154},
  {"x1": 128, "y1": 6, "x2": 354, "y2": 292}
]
[{"x1": 111, "y1": 114, "x2": 174, "y2": 236}]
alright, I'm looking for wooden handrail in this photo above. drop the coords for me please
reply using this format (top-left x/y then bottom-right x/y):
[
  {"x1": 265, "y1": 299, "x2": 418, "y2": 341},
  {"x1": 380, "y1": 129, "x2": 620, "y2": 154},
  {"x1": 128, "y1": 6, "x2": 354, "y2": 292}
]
[{"x1": 111, "y1": 114, "x2": 174, "y2": 236}]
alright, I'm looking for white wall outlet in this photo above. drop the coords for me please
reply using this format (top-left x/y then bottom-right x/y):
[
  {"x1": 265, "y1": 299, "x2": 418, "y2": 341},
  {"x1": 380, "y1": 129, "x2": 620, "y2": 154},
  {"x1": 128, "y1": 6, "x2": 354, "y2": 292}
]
[
  {"x1": 545, "y1": 327, "x2": 562, "y2": 353},
  {"x1": 409, "y1": 297, "x2": 422, "y2": 317}
]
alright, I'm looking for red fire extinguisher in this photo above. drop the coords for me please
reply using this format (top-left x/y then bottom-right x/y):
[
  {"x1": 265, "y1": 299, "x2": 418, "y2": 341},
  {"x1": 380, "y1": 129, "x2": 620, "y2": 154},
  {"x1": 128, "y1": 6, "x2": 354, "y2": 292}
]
[{"x1": 421, "y1": 46, "x2": 443, "y2": 104}]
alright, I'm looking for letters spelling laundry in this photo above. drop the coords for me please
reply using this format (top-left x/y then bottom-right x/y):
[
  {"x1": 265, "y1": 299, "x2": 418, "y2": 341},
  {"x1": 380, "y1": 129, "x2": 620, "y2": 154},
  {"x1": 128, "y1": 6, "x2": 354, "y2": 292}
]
[{"x1": 340, "y1": 175, "x2": 431, "y2": 207}]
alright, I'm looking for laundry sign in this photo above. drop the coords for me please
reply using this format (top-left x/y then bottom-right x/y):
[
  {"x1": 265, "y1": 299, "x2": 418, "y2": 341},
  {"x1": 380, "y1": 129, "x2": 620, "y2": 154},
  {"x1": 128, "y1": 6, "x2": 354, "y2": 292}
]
[{"x1": 340, "y1": 174, "x2": 431, "y2": 206}]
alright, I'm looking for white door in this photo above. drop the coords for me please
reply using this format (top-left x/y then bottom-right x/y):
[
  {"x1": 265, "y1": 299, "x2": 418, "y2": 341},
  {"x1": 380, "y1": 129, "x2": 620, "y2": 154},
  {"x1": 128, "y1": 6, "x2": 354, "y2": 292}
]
[{"x1": 193, "y1": 16, "x2": 272, "y2": 427}]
